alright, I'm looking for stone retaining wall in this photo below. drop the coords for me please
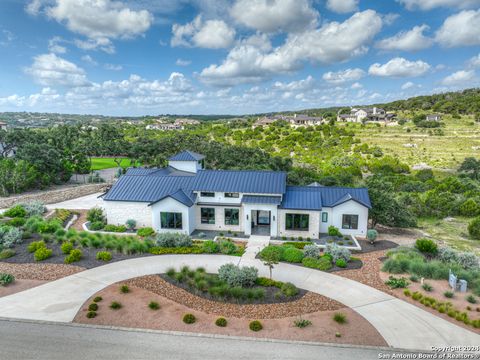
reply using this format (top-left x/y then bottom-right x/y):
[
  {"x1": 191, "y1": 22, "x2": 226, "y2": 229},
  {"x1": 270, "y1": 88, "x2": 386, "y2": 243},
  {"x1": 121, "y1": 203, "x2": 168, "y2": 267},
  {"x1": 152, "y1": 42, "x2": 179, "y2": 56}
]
[{"x1": 0, "y1": 184, "x2": 108, "y2": 209}]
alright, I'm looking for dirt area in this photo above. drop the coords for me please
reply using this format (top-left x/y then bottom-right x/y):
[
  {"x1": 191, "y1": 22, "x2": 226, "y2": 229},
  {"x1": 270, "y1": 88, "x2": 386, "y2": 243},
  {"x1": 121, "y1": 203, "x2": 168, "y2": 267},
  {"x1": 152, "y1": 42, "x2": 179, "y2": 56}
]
[
  {"x1": 356, "y1": 239, "x2": 398, "y2": 253},
  {"x1": 0, "y1": 279, "x2": 47, "y2": 297},
  {"x1": 375, "y1": 224, "x2": 422, "y2": 247},
  {"x1": 126, "y1": 275, "x2": 342, "y2": 319},
  {"x1": 0, "y1": 262, "x2": 85, "y2": 281},
  {"x1": 74, "y1": 283, "x2": 387, "y2": 347},
  {"x1": 379, "y1": 272, "x2": 480, "y2": 334}
]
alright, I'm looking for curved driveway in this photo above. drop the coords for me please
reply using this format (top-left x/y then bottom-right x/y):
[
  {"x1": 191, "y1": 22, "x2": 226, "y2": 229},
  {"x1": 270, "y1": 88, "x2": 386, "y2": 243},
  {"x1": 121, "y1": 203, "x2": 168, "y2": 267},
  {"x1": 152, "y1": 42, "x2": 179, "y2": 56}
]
[{"x1": 0, "y1": 254, "x2": 478, "y2": 350}]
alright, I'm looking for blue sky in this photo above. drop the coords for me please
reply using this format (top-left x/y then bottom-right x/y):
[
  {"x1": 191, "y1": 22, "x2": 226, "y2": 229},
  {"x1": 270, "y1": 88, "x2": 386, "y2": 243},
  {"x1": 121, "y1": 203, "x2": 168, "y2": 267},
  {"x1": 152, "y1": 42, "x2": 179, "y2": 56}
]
[{"x1": 0, "y1": 0, "x2": 479, "y2": 115}]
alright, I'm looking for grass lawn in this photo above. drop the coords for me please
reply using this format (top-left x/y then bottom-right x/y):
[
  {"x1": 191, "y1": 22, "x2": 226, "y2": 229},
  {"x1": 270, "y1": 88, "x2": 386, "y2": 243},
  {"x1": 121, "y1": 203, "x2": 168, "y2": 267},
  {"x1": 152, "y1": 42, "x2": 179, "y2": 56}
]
[
  {"x1": 417, "y1": 217, "x2": 479, "y2": 255},
  {"x1": 91, "y1": 158, "x2": 140, "y2": 170}
]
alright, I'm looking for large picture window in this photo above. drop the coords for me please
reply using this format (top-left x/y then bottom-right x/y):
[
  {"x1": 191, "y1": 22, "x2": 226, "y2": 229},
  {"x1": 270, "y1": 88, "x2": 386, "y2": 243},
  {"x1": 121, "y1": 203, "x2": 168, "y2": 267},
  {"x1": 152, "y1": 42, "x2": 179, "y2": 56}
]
[
  {"x1": 225, "y1": 208, "x2": 239, "y2": 225},
  {"x1": 342, "y1": 214, "x2": 358, "y2": 230},
  {"x1": 161, "y1": 212, "x2": 182, "y2": 229},
  {"x1": 285, "y1": 213, "x2": 309, "y2": 231},
  {"x1": 201, "y1": 208, "x2": 215, "y2": 224}
]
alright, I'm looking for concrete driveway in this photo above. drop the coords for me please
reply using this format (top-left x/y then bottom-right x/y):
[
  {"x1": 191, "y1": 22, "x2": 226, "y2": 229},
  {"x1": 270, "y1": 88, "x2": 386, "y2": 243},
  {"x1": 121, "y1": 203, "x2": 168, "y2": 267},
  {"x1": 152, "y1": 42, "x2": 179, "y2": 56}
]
[
  {"x1": 0, "y1": 255, "x2": 478, "y2": 350},
  {"x1": 46, "y1": 192, "x2": 104, "y2": 210}
]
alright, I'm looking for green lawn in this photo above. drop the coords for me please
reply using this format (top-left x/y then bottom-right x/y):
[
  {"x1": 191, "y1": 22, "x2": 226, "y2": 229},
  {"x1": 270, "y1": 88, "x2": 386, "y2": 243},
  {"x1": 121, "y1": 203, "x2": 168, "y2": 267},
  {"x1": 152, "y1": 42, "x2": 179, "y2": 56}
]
[
  {"x1": 417, "y1": 217, "x2": 479, "y2": 255},
  {"x1": 90, "y1": 158, "x2": 139, "y2": 170}
]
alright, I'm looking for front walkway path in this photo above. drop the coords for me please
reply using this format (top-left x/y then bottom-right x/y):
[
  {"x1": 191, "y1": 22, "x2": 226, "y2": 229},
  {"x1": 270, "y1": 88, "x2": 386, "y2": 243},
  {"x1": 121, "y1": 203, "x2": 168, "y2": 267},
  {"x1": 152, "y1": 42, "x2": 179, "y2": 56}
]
[
  {"x1": 0, "y1": 255, "x2": 478, "y2": 350},
  {"x1": 242, "y1": 236, "x2": 270, "y2": 260}
]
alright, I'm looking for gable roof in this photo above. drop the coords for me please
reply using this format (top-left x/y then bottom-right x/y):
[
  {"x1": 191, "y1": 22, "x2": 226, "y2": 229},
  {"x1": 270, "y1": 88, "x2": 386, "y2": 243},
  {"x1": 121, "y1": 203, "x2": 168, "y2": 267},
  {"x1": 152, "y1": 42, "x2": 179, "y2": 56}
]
[
  {"x1": 192, "y1": 170, "x2": 286, "y2": 194},
  {"x1": 149, "y1": 188, "x2": 196, "y2": 207},
  {"x1": 168, "y1": 150, "x2": 205, "y2": 161}
]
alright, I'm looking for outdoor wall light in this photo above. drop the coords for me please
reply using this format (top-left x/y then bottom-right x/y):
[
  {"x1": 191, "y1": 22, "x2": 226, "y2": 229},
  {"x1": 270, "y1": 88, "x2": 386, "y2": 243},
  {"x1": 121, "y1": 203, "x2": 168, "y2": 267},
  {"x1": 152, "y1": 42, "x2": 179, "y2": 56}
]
[
  {"x1": 273, "y1": 216, "x2": 275, "y2": 221},
  {"x1": 246, "y1": 214, "x2": 249, "y2": 220}
]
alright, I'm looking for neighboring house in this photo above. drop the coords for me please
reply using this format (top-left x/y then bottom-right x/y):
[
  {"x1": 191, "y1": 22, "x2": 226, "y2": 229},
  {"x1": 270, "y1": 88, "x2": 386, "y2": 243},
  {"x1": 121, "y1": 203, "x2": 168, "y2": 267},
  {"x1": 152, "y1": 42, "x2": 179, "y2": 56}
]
[
  {"x1": 146, "y1": 123, "x2": 183, "y2": 131},
  {"x1": 0, "y1": 121, "x2": 7, "y2": 131},
  {"x1": 337, "y1": 107, "x2": 389, "y2": 123},
  {"x1": 101, "y1": 150, "x2": 371, "y2": 238},
  {"x1": 174, "y1": 118, "x2": 200, "y2": 126},
  {"x1": 426, "y1": 114, "x2": 442, "y2": 121},
  {"x1": 252, "y1": 116, "x2": 280, "y2": 128},
  {"x1": 252, "y1": 114, "x2": 323, "y2": 128}
]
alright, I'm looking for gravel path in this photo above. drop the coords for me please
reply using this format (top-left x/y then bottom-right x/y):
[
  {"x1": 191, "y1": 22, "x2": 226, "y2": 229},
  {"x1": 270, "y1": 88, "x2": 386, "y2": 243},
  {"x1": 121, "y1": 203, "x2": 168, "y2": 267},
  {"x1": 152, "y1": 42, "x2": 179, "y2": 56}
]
[
  {"x1": 0, "y1": 263, "x2": 85, "y2": 281},
  {"x1": 126, "y1": 275, "x2": 343, "y2": 319}
]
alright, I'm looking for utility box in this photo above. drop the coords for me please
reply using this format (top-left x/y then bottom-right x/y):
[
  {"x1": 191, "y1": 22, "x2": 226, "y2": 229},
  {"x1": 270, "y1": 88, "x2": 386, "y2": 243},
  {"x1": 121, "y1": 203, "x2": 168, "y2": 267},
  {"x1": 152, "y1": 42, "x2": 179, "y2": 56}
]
[{"x1": 459, "y1": 279, "x2": 468, "y2": 293}]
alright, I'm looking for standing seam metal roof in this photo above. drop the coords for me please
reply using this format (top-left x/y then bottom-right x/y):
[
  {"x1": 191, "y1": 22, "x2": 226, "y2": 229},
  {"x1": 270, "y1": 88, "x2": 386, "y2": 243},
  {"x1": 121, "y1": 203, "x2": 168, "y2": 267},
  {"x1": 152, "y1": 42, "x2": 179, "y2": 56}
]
[{"x1": 168, "y1": 150, "x2": 205, "y2": 161}]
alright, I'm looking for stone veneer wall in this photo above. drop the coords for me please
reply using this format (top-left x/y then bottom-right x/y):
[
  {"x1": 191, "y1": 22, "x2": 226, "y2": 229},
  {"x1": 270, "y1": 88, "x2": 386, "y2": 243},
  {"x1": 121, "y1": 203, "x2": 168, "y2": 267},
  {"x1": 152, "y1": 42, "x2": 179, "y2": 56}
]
[{"x1": 0, "y1": 184, "x2": 108, "y2": 209}]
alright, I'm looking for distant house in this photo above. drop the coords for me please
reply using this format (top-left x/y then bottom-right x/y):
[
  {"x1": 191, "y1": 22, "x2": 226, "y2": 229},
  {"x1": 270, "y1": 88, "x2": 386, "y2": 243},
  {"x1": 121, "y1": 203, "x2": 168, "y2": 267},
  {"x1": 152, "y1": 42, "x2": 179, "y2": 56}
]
[
  {"x1": 252, "y1": 116, "x2": 280, "y2": 128},
  {"x1": 174, "y1": 118, "x2": 200, "y2": 126},
  {"x1": 252, "y1": 114, "x2": 323, "y2": 128},
  {"x1": 0, "y1": 121, "x2": 7, "y2": 131},
  {"x1": 337, "y1": 107, "x2": 390, "y2": 123},
  {"x1": 426, "y1": 114, "x2": 442, "y2": 121}
]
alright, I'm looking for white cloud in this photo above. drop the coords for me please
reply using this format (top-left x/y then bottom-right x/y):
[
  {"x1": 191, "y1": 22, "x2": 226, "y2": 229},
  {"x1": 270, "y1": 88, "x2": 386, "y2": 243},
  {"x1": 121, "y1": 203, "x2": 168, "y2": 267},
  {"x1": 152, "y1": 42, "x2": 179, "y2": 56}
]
[
  {"x1": 25, "y1": 53, "x2": 89, "y2": 87},
  {"x1": 369, "y1": 57, "x2": 431, "y2": 77},
  {"x1": 48, "y1": 36, "x2": 67, "y2": 53},
  {"x1": 376, "y1": 24, "x2": 433, "y2": 51},
  {"x1": 230, "y1": 0, "x2": 318, "y2": 33},
  {"x1": 104, "y1": 63, "x2": 122, "y2": 71},
  {"x1": 398, "y1": 0, "x2": 480, "y2": 10},
  {"x1": 272, "y1": 76, "x2": 315, "y2": 91},
  {"x1": 351, "y1": 82, "x2": 362, "y2": 89},
  {"x1": 81, "y1": 55, "x2": 98, "y2": 66},
  {"x1": 435, "y1": 10, "x2": 480, "y2": 47},
  {"x1": 176, "y1": 58, "x2": 191, "y2": 66},
  {"x1": 441, "y1": 70, "x2": 475, "y2": 85},
  {"x1": 171, "y1": 15, "x2": 235, "y2": 49},
  {"x1": 401, "y1": 81, "x2": 417, "y2": 89},
  {"x1": 25, "y1": 0, "x2": 45, "y2": 15},
  {"x1": 326, "y1": 0, "x2": 358, "y2": 13},
  {"x1": 469, "y1": 53, "x2": 480, "y2": 68},
  {"x1": 200, "y1": 10, "x2": 382, "y2": 85},
  {"x1": 74, "y1": 38, "x2": 115, "y2": 53},
  {"x1": 0, "y1": 30, "x2": 15, "y2": 46},
  {"x1": 322, "y1": 68, "x2": 365, "y2": 84}
]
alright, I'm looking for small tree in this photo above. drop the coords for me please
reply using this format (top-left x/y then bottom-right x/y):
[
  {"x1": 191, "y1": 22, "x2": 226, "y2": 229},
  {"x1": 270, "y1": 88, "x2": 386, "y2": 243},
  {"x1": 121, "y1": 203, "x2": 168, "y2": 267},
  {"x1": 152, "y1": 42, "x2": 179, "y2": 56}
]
[
  {"x1": 367, "y1": 229, "x2": 378, "y2": 245},
  {"x1": 259, "y1": 246, "x2": 282, "y2": 279},
  {"x1": 468, "y1": 217, "x2": 480, "y2": 240},
  {"x1": 125, "y1": 219, "x2": 136, "y2": 230}
]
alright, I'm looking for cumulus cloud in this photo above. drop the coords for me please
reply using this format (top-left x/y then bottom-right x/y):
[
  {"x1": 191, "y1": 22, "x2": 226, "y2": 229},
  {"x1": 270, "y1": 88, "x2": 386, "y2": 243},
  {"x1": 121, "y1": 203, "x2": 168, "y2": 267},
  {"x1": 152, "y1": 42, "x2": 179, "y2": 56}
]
[
  {"x1": 81, "y1": 55, "x2": 98, "y2": 66},
  {"x1": 74, "y1": 38, "x2": 115, "y2": 54},
  {"x1": 176, "y1": 58, "x2": 191, "y2": 66},
  {"x1": 469, "y1": 53, "x2": 480, "y2": 68},
  {"x1": 48, "y1": 36, "x2": 67, "y2": 54},
  {"x1": 230, "y1": 0, "x2": 318, "y2": 33},
  {"x1": 326, "y1": 0, "x2": 358, "y2": 13},
  {"x1": 322, "y1": 68, "x2": 365, "y2": 84},
  {"x1": 351, "y1": 82, "x2": 362, "y2": 89},
  {"x1": 171, "y1": 15, "x2": 236, "y2": 49},
  {"x1": 401, "y1": 81, "x2": 417, "y2": 89},
  {"x1": 441, "y1": 70, "x2": 476, "y2": 85},
  {"x1": 200, "y1": 10, "x2": 382, "y2": 85},
  {"x1": 435, "y1": 10, "x2": 480, "y2": 47},
  {"x1": 104, "y1": 63, "x2": 122, "y2": 71},
  {"x1": 369, "y1": 57, "x2": 430, "y2": 78},
  {"x1": 398, "y1": 0, "x2": 480, "y2": 10},
  {"x1": 376, "y1": 24, "x2": 433, "y2": 51},
  {"x1": 25, "y1": 53, "x2": 89, "y2": 87},
  {"x1": 272, "y1": 76, "x2": 315, "y2": 91}
]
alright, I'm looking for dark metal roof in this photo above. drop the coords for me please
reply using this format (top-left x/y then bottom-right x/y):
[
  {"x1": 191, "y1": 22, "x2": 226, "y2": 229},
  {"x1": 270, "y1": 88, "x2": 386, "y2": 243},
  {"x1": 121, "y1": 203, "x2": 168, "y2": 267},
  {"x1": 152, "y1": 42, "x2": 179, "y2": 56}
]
[
  {"x1": 149, "y1": 189, "x2": 195, "y2": 207},
  {"x1": 192, "y1": 170, "x2": 286, "y2": 194},
  {"x1": 281, "y1": 186, "x2": 371, "y2": 210},
  {"x1": 242, "y1": 195, "x2": 282, "y2": 205},
  {"x1": 168, "y1": 150, "x2": 205, "y2": 161},
  {"x1": 125, "y1": 167, "x2": 196, "y2": 177}
]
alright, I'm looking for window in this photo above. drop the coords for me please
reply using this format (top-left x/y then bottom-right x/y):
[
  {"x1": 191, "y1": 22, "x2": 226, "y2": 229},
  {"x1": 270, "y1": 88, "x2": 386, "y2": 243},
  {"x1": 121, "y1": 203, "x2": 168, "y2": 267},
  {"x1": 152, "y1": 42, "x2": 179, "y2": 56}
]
[
  {"x1": 225, "y1": 208, "x2": 239, "y2": 225},
  {"x1": 200, "y1": 192, "x2": 214, "y2": 197},
  {"x1": 285, "y1": 213, "x2": 309, "y2": 231},
  {"x1": 322, "y1": 212, "x2": 328, "y2": 223},
  {"x1": 342, "y1": 214, "x2": 358, "y2": 230},
  {"x1": 160, "y1": 212, "x2": 182, "y2": 229},
  {"x1": 201, "y1": 208, "x2": 215, "y2": 224},
  {"x1": 224, "y1": 192, "x2": 239, "y2": 198}
]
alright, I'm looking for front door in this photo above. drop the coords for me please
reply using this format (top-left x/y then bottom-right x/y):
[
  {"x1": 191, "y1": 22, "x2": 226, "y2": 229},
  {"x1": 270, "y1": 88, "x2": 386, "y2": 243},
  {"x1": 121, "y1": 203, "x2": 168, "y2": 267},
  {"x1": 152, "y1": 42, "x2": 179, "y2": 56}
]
[{"x1": 257, "y1": 210, "x2": 270, "y2": 225}]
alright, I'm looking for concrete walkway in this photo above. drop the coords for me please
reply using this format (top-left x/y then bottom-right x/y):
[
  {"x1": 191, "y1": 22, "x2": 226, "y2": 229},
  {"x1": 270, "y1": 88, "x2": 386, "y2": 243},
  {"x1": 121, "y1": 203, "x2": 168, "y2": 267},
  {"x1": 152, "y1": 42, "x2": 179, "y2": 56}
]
[
  {"x1": 45, "y1": 192, "x2": 104, "y2": 210},
  {"x1": 0, "y1": 255, "x2": 478, "y2": 350},
  {"x1": 242, "y1": 236, "x2": 270, "y2": 260}
]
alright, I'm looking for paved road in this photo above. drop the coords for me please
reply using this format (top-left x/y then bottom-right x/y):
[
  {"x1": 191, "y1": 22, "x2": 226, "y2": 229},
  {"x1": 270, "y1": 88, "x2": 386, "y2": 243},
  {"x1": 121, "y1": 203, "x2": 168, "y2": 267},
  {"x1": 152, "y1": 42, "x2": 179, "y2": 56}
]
[
  {"x1": 0, "y1": 255, "x2": 478, "y2": 350},
  {"x1": 0, "y1": 319, "x2": 410, "y2": 360},
  {"x1": 45, "y1": 192, "x2": 104, "y2": 210}
]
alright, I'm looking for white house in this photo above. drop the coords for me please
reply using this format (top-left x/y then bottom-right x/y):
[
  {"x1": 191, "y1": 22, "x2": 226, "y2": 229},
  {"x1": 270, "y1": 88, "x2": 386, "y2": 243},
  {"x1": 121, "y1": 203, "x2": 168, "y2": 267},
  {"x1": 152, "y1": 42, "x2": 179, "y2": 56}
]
[
  {"x1": 337, "y1": 107, "x2": 388, "y2": 123},
  {"x1": 101, "y1": 151, "x2": 371, "y2": 238}
]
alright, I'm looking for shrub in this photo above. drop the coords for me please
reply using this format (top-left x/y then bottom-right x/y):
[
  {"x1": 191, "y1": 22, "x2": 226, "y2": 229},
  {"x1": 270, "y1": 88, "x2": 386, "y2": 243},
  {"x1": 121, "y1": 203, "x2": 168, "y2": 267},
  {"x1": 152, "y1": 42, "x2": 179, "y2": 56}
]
[
  {"x1": 328, "y1": 225, "x2": 341, "y2": 237},
  {"x1": 466, "y1": 295, "x2": 477, "y2": 304},
  {"x1": 4, "y1": 205, "x2": 27, "y2": 218},
  {"x1": 110, "y1": 301, "x2": 122, "y2": 310},
  {"x1": 385, "y1": 276, "x2": 409, "y2": 289},
  {"x1": 0, "y1": 226, "x2": 23, "y2": 248},
  {"x1": 283, "y1": 241, "x2": 312, "y2": 249},
  {"x1": 89, "y1": 221, "x2": 104, "y2": 231},
  {"x1": 468, "y1": 217, "x2": 480, "y2": 240},
  {"x1": 126, "y1": 219, "x2": 137, "y2": 230},
  {"x1": 219, "y1": 239, "x2": 236, "y2": 255},
  {"x1": 215, "y1": 317, "x2": 227, "y2": 327},
  {"x1": 367, "y1": 229, "x2": 378, "y2": 243},
  {"x1": 183, "y1": 313, "x2": 196, "y2": 324},
  {"x1": 120, "y1": 284, "x2": 130, "y2": 293},
  {"x1": 294, "y1": 318, "x2": 312, "y2": 328},
  {"x1": 38, "y1": 220, "x2": 62, "y2": 234},
  {"x1": 86, "y1": 311, "x2": 97, "y2": 318},
  {"x1": 88, "y1": 303, "x2": 98, "y2": 311},
  {"x1": 415, "y1": 238, "x2": 438, "y2": 254},
  {"x1": 335, "y1": 332, "x2": 341, "y2": 338},
  {"x1": 438, "y1": 247, "x2": 458, "y2": 263},
  {"x1": 7, "y1": 217, "x2": 26, "y2": 227},
  {"x1": 303, "y1": 244, "x2": 320, "y2": 259},
  {"x1": 137, "y1": 227, "x2": 155, "y2": 237},
  {"x1": 282, "y1": 247, "x2": 304, "y2": 263},
  {"x1": 34, "y1": 246, "x2": 52, "y2": 261},
  {"x1": 333, "y1": 312, "x2": 347, "y2": 324},
  {"x1": 0, "y1": 273, "x2": 15, "y2": 286},
  {"x1": 409, "y1": 274, "x2": 419, "y2": 282},
  {"x1": 64, "y1": 249, "x2": 82, "y2": 264},
  {"x1": 218, "y1": 263, "x2": 258, "y2": 288},
  {"x1": 444, "y1": 291, "x2": 454, "y2": 298},
  {"x1": 412, "y1": 292, "x2": 423, "y2": 301},
  {"x1": 96, "y1": 251, "x2": 112, "y2": 262},
  {"x1": 93, "y1": 296, "x2": 103, "y2": 303},
  {"x1": 156, "y1": 233, "x2": 192, "y2": 248},
  {"x1": 249, "y1": 320, "x2": 263, "y2": 331},
  {"x1": 202, "y1": 240, "x2": 219, "y2": 253},
  {"x1": 457, "y1": 252, "x2": 479, "y2": 270},
  {"x1": 148, "y1": 301, "x2": 160, "y2": 310},
  {"x1": 61, "y1": 241, "x2": 74, "y2": 255},
  {"x1": 104, "y1": 224, "x2": 127, "y2": 233},
  {"x1": 422, "y1": 283, "x2": 433, "y2": 292},
  {"x1": 19, "y1": 201, "x2": 45, "y2": 217},
  {"x1": 281, "y1": 282, "x2": 298, "y2": 297},
  {"x1": 404, "y1": 289, "x2": 411, "y2": 297},
  {"x1": 302, "y1": 257, "x2": 332, "y2": 271},
  {"x1": 0, "y1": 249, "x2": 15, "y2": 259},
  {"x1": 335, "y1": 259, "x2": 347, "y2": 268},
  {"x1": 87, "y1": 207, "x2": 105, "y2": 224},
  {"x1": 325, "y1": 243, "x2": 351, "y2": 262}
]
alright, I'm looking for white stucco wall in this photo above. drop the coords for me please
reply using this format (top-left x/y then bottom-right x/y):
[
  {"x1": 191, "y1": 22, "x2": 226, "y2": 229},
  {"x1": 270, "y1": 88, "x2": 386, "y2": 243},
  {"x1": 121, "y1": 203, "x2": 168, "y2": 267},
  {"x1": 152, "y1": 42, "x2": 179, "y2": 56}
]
[
  {"x1": 168, "y1": 160, "x2": 201, "y2": 173},
  {"x1": 330, "y1": 200, "x2": 369, "y2": 236},
  {"x1": 103, "y1": 201, "x2": 152, "y2": 228},
  {"x1": 151, "y1": 197, "x2": 193, "y2": 234},
  {"x1": 195, "y1": 205, "x2": 243, "y2": 232},
  {"x1": 196, "y1": 192, "x2": 242, "y2": 205},
  {"x1": 278, "y1": 209, "x2": 320, "y2": 239}
]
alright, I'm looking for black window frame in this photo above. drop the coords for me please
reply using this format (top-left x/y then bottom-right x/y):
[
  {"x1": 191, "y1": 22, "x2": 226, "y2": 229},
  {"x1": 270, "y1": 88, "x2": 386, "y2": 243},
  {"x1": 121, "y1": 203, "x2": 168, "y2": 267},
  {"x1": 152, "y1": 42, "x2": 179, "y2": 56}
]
[
  {"x1": 224, "y1": 208, "x2": 239, "y2": 225},
  {"x1": 322, "y1": 212, "x2": 328, "y2": 223},
  {"x1": 160, "y1": 212, "x2": 183, "y2": 229},
  {"x1": 285, "y1": 213, "x2": 309, "y2": 231},
  {"x1": 200, "y1": 192, "x2": 215, "y2": 197},
  {"x1": 224, "y1": 192, "x2": 239, "y2": 198},
  {"x1": 342, "y1": 214, "x2": 359, "y2": 230},
  {"x1": 201, "y1": 207, "x2": 215, "y2": 224}
]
